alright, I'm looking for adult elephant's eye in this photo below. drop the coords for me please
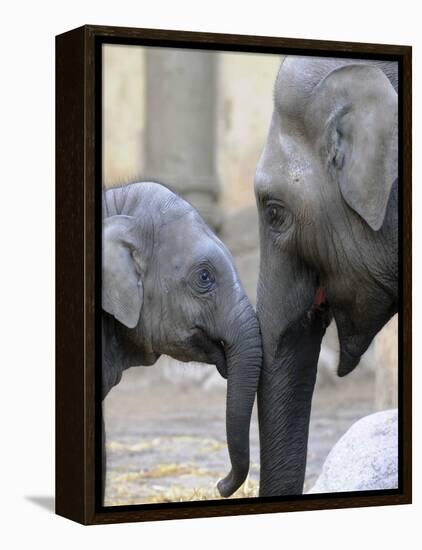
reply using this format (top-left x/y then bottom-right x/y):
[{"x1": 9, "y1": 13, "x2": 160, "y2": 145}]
[
  {"x1": 332, "y1": 146, "x2": 345, "y2": 170},
  {"x1": 330, "y1": 125, "x2": 346, "y2": 170},
  {"x1": 265, "y1": 202, "x2": 287, "y2": 230}
]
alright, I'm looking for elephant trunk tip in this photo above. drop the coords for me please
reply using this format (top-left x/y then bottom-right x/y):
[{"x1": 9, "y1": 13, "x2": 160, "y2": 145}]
[{"x1": 217, "y1": 463, "x2": 249, "y2": 498}]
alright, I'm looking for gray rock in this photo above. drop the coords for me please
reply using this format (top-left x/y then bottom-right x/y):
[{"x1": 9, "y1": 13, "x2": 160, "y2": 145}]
[{"x1": 308, "y1": 409, "x2": 398, "y2": 493}]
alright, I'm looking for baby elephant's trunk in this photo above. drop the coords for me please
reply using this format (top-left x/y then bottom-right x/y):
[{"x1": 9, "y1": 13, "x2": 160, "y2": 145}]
[{"x1": 217, "y1": 300, "x2": 262, "y2": 497}]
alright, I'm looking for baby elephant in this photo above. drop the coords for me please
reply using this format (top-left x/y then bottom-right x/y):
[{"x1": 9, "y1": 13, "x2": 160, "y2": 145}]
[{"x1": 102, "y1": 181, "x2": 262, "y2": 500}]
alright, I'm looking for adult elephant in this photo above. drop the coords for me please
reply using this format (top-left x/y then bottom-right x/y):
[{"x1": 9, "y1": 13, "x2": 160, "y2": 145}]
[
  {"x1": 102, "y1": 181, "x2": 262, "y2": 501},
  {"x1": 255, "y1": 56, "x2": 398, "y2": 496}
]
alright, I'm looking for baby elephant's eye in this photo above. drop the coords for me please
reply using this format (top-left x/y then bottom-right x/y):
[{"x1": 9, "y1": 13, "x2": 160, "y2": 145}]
[
  {"x1": 190, "y1": 265, "x2": 216, "y2": 294},
  {"x1": 199, "y1": 269, "x2": 212, "y2": 282}
]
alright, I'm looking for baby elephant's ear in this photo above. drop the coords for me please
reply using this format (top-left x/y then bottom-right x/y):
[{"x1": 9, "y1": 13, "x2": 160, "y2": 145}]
[
  {"x1": 102, "y1": 215, "x2": 144, "y2": 328},
  {"x1": 321, "y1": 64, "x2": 398, "y2": 231}
]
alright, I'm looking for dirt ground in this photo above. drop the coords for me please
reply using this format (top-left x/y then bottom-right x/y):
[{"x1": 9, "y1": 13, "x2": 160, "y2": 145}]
[{"x1": 103, "y1": 363, "x2": 375, "y2": 506}]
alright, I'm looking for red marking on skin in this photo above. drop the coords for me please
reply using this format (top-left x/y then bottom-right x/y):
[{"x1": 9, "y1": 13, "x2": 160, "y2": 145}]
[{"x1": 313, "y1": 286, "x2": 326, "y2": 306}]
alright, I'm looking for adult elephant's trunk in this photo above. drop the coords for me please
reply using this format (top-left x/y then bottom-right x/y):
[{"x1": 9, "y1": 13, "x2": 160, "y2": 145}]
[
  {"x1": 258, "y1": 314, "x2": 326, "y2": 496},
  {"x1": 217, "y1": 298, "x2": 262, "y2": 498},
  {"x1": 256, "y1": 254, "x2": 328, "y2": 496}
]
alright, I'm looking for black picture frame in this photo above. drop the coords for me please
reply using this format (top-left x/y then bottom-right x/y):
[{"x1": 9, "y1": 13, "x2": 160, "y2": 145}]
[{"x1": 56, "y1": 24, "x2": 412, "y2": 525}]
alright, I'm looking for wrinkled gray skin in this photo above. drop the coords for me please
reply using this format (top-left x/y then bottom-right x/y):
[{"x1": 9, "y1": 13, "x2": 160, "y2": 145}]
[
  {"x1": 102, "y1": 181, "x2": 261, "y2": 501},
  {"x1": 255, "y1": 57, "x2": 398, "y2": 496}
]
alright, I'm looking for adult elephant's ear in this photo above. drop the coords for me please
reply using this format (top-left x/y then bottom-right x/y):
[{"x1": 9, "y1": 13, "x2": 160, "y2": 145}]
[
  {"x1": 102, "y1": 215, "x2": 144, "y2": 328},
  {"x1": 320, "y1": 64, "x2": 398, "y2": 231}
]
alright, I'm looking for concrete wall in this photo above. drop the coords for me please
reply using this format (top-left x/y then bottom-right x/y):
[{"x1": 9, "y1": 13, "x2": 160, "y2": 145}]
[
  {"x1": 216, "y1": 52, "x2": 281, "y2": 212},
  {"x1": 103, "y1": 45, "x2": 145, "y2": 186},
  {"x1": 374, "y1": 316, "x2": 398, "y2": 410}
]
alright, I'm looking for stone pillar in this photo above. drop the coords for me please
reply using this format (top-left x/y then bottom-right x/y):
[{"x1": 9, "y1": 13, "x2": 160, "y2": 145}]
[
  {"x1": 374, "y1": 315, "x2": 398, "y2": 411},
  {"x1": 144, "y1": 48, "x2": 221, "y2": 230}
]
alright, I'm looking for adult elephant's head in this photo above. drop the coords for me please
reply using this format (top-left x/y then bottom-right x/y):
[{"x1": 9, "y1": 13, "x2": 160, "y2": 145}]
[
  {"x1": 255, "y1": 57, "x2": 398, "y2": 496},
  {"x1": 102, "y1": 182, "x2": 262, "y2": 497}
]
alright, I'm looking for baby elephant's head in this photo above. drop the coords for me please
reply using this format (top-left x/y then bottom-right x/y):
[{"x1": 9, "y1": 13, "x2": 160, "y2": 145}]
[{"x1": 102, "y1": 181, "x2": 262, "y2": 497}]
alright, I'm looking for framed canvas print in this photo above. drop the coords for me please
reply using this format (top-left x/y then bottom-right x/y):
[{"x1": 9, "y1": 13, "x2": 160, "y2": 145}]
[{"x1": 56, "y1": 25, "x2": 412, "y2": 525}]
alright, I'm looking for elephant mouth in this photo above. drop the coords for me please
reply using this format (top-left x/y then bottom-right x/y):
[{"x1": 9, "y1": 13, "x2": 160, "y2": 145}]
[
  {"x1": 214, "y1": 341, "x2": 228, "y2": 379},
  {"x1": 206, "y1": 339, "x2": 227, "y2": 379},
  {"x1": 262, "y1": 285, "x2": 332, "y2": 376},
  {"x1": 313, "y1": 286, "x2": 326, "y2": 307},
  {"x1": 305, "y1": 286, "x2": 332, "y2": 328},
  {"x1": 307, "y1": 285, "x2": 367, "y2": 377},
  {"x1": 188, "y1": 329, "x2": 228, "y2": 379}
]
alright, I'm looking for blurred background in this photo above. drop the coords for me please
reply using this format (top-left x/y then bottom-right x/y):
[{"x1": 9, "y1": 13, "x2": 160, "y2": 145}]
[{"x1": 102, "y1": 44, "x2": 398, "y2": 506}]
